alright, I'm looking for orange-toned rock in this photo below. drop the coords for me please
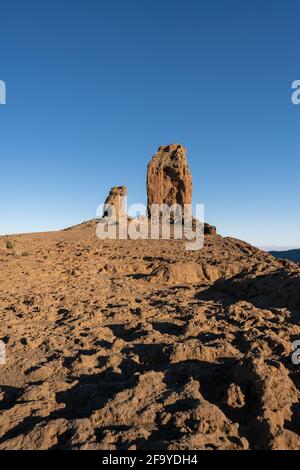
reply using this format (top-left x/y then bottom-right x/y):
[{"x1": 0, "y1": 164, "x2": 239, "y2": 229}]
[
  {"x1": 103, "y1": 186, "x2": 127, "y2": 220},
  {"x1": 146, "y1": 144, "x2": 192, "y2": 216}
]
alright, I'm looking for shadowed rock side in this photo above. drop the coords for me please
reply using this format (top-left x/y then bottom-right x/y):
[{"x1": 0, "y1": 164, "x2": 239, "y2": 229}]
[
  {"x1": 147, "y1": 145, "x2": 192, "y2": 216},
  {"x1": 1, "y1": 223, "x2": 300, "y2": 450}
]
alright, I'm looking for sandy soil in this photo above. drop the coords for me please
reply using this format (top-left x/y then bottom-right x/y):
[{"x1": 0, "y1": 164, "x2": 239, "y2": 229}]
[{"x1": 1, "y1": 220, "x2": 300, "y2": 450}]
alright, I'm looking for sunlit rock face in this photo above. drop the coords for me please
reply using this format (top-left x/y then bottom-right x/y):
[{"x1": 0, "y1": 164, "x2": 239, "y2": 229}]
[{"x1": 146, "y1": 144, "x2": 192, "y2": 217}]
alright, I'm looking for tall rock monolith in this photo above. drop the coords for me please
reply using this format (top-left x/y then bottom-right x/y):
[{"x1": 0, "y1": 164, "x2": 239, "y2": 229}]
[{"x1": 146, "y1": 144, "x2": 192, "y2": 217}]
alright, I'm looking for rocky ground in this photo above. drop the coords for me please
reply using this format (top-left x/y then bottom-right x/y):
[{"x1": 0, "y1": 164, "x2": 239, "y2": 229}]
[{"x1": 1, "y1": 221, "x2": 300, "y2": 450}]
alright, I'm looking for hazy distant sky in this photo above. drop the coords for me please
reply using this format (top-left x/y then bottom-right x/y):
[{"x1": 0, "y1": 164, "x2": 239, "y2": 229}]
[{"x1": 0, "y1": 0, "x2": 300, "y2": 247}]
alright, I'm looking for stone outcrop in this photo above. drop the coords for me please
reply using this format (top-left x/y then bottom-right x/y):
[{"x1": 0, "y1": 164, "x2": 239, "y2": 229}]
[
  {"x1": 204, "y1": 223, "x2": 217, "y2": 235},
  {"x1": 146, "y1": 144, "x2": 192, "y2": 216},
  {"x1": 103, "y1": 186, "x2": 127, "y2": 221}
]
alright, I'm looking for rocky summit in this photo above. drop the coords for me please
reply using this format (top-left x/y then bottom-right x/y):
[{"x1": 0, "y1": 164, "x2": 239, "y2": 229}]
[
  {"x1": 1, "y1": 222, "x2": 300, "y2": 450},
  {"x1": 0, "y1": 145, "x2": 300, "y2": 451}
]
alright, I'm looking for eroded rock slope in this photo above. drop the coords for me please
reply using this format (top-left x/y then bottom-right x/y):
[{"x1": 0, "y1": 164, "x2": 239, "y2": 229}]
[{"x1": 1, "y1": 223, "x2": 300, "y2": 449}]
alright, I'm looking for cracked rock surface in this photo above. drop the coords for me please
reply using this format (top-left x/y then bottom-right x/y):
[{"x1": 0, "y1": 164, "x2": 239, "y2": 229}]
[{"x1": 1, "y1": 221, "x2": 300, "y2": 449}]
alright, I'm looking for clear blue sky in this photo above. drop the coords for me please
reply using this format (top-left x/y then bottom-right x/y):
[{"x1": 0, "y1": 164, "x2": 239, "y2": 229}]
[{"x1": 0, "y1": 0, "x2": 300, "y2": 247}]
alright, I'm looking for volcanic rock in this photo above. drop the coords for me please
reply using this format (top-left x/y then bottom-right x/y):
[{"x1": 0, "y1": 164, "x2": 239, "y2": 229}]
[
  {"x1": 103, "y1": 186, "x2": 127, "y2": 221},
  {"x1": 1, "y1": 224, "x2": 300, "y2": 450},
  {"x1": 204, "y1": 223, "x2": 217, "y2": 235},
  {"x1": 146, "y1": 144, "x2": 192, "y2": 216}
]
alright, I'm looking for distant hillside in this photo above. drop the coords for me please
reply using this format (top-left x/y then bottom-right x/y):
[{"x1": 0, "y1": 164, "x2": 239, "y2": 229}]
[{"x1": 270, "y1": 249, "x2": 300, "y2": 262}]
